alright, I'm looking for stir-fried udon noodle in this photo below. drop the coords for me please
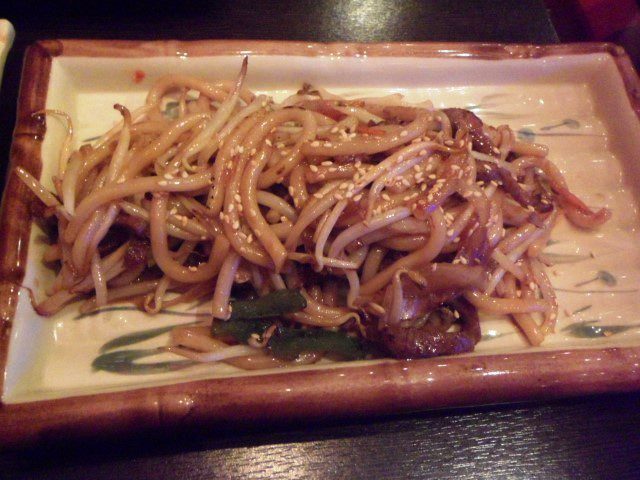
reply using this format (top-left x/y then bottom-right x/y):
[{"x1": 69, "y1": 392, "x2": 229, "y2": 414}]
[{"x1": 17, "y1": 58, "x2": 611, "y2": 367}]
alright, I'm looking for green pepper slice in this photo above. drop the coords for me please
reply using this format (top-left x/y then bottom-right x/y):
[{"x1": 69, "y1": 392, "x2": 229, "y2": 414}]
[
  {"x1": 228, "y1": 289, "x2": 307, "y2": 320},
  {"x1": 267, "y1": 327, "x2": 367, "y2": 361}
]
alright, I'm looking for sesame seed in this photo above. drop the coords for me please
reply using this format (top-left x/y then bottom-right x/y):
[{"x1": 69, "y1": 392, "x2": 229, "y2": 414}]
[
  {"x1": 158, "y1": 180, "x2": 168, "y2": 186},
  {"x1": 382, "y1": 193, "x2": 391, "y2": 201},
  {"x1": 400, "y1": 130, "x2": 408, "y2": 137},
  {"x1": 234, "y1": 194, "x2": 242, "y2": 203},
  {"x1": 453, "y1": 310, "x2": 460, "y2": 319},
  {"x1": 309, "y1": 165, "x2": 319, "y2": 172},
  {"x1": 321, "y1": 161, "x2": 333, "y2": 166},
  {"x1": 324, "y1": 142, "x2": 333, "y2": 147},
  {"x1": 188, "y1": 266, "x2": 198, "y2": 272},
  {"x1": 330, "y1": 126, "x2": 339, "y2": 133},
  {"x1": 288, "y1": 186, "x2": 294, "y2": 196},
  {"x1": 250, "y1": 148, "x2": 257, "y2": 156},
  {"x1": 232, "y1": 221, "x2": 240, "y2": 230},
  {"x1": 265, "y1": 139, "x2": 273, "y2": 147},
  {"x1": 237, "y1": 146, "x2": 244, "y2": 154},
  {"x1": 314, "y1": 193, "x2": 323, "y2": 199},
  {"x1": 228, "y1": 203, "x2": 235, "y2": 212},
  {"x1": 181, "y1": 171, "x2": 189, "y2": 178},
  {"x1": 447, "y1": 228, "x2": 455, "y2": 236}
]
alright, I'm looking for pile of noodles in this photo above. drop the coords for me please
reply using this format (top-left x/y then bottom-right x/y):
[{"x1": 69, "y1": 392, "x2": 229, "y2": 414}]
[{"x1": 17, "y1": 57, "x2": 611, "y2": 366}]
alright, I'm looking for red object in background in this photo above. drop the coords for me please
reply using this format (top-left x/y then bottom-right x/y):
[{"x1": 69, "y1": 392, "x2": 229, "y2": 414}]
[
  {"x1": 579, "y1": 0, "x2": 639, "y2": 39},
  {"x1": 133, "y1": 69, "x2": 146, "y2": 84},
  {"x1": 546, "y1": 0, "x2": 639, "y2": 40}
]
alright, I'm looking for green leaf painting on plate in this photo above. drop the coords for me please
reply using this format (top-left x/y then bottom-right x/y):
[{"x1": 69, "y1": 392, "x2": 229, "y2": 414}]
[
  {"x1": 92, "y1": 313, "x2": 202, "y2": 374},
  {"x1": 92, "y1": 348, "x2": 195, "y2": 375},
  {"x1": 517, "y1": 127, "x2": 535, "y2": 142},
  {"x1": 99, "y1": 322, "x2": 198, "y2": 353},
  {"x1": 540, "y1": 118, "x2": 580, "y2": 131},
  {"x1": 574, "y1": 270, "x2": 617, "y2": 288},
  {"x1": 480, "y1": 330, "x2": 515, "y2": 342},
  {"x1": 562, "y1": 320, "x2": 639, "y2": 339}
]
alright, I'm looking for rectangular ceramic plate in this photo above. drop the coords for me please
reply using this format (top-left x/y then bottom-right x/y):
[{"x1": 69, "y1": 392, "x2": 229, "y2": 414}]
[{"x1": 2, "y1": 40, "x2": 640, "y2": 446}]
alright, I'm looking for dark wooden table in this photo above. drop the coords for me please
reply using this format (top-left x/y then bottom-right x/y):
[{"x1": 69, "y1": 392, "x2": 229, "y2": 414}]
[{"x1": 1, "y1": 1, "x2": 639, "y2": 478}]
